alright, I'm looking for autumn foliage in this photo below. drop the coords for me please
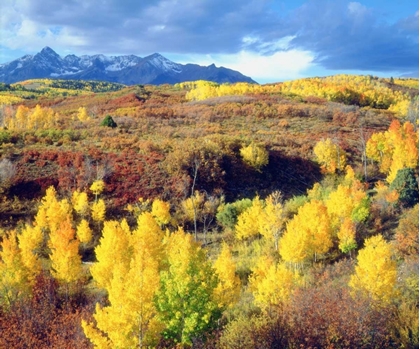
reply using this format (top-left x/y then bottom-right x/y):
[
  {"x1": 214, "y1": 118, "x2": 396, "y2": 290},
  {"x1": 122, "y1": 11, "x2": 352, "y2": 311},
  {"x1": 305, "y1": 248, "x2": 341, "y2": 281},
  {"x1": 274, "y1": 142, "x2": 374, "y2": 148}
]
[{"x1": 0, "y1": 75, "x2": 418, "y2": 348}]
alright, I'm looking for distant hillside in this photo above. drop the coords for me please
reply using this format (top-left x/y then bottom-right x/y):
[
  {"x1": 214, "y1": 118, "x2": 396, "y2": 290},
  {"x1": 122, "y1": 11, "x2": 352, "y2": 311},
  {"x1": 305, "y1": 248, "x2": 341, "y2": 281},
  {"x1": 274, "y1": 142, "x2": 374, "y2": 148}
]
[{"x1": 0, "y1": 47, "x2": 256, "y2": 85}]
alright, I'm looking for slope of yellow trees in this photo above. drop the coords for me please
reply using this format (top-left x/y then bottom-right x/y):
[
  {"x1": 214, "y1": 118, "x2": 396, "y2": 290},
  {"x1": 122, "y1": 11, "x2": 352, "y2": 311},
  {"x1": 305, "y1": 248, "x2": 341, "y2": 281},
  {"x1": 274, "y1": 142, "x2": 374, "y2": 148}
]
[{"x1": 180, "y1": 75, "x2": 416, "y2": 119}]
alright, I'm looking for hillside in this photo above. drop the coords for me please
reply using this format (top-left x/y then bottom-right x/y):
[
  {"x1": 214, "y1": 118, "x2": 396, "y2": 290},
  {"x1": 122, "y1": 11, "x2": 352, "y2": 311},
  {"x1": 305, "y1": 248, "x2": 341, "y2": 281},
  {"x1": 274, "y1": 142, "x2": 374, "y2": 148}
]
[{"x1": 0, "y1": 75, "x2": 418, "y2": 348}]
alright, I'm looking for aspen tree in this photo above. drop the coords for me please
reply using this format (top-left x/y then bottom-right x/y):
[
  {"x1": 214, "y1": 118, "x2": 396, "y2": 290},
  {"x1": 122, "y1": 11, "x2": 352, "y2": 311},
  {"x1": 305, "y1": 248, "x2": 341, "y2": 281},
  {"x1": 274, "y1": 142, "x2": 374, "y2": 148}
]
[
  {"x1": 151, "y1": 198, "x2": 171, "y2": 226},
  {"x1": 349, "y1": 235, "x2": 397, "y2": 304},
  {"x1": 72, "y1": 190, "x2": 89, "y2": 216},
  {"x1": 249, "y1": 257, "x2": 296, "y2": 312},
  {"x1": 235, "y1": 196, "x2": 264, "y2": 240},
  {"x1": 313, "y1": 138, "x2": 347, "y2": 174},
  {"x1": 18, "y1": 224, "x2": 43, "y2": 278},
  {"x1": 76, "y1": 219, "x2": 92, "y2": 244},
  {"x1": 48, "y1": 216, "x2": 82, "y2": 284},
  {"x1": 91, "y1": 199, "x2": 106, "y2": 222},
  {"x1": 155, "y1": 228, "x2": 221, "y2": 346},
  {"x1": 90, "y1": 220, "x2": 132, "y2": 290},
  {"x1": 280, "y1": 200, "x2": 332, "y2": 265},
  {"x1": 77, "y1": 106, "x2": 90, "y2": 122},
  {"x1": 0, "y1": 231, "x2": 31, "y2": 307},
  {"x1": 213, "y1": 242, "x2": 241, "y2": 309}
]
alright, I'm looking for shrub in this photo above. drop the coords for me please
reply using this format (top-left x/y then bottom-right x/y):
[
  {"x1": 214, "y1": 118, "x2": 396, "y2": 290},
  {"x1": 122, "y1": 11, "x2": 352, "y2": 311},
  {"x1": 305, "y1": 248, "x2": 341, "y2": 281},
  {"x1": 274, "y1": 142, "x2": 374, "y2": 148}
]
[
  {"x1": 100, "y1": 115, "x2": 117, "y2": 128},
  {"x1": 216, "y1": 198, "x2": 252, "y2": 229}
]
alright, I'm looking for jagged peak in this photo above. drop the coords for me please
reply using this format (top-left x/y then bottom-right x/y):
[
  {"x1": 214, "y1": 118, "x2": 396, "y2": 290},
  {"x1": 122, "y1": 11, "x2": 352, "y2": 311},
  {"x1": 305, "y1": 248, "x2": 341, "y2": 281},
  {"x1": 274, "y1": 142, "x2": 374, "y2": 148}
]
[{"x1": 40, "y1": 46, "x2": 59, "y2": 56}]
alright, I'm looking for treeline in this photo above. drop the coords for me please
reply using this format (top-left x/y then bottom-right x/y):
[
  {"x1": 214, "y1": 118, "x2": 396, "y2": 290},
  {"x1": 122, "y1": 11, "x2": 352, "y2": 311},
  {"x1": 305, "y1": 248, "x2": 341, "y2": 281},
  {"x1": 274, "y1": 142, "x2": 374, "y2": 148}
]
[{"x1": 179, "y1": 75, "x2": 418, "y2": 118}]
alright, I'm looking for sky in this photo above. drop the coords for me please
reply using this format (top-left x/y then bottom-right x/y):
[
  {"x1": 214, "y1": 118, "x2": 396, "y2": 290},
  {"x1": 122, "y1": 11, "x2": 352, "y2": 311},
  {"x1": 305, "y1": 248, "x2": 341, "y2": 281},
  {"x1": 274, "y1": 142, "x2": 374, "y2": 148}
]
[{"x1": 0, "y1": 0, "x2": 418, "y2": 83}]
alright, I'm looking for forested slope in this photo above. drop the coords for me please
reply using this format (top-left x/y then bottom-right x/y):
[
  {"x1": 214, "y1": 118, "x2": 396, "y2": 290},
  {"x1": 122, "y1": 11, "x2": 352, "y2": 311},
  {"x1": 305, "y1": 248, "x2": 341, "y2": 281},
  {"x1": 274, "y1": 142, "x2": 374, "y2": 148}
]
[{"x1": 0, "y1": 75, "x2": 418, "y2": 348}]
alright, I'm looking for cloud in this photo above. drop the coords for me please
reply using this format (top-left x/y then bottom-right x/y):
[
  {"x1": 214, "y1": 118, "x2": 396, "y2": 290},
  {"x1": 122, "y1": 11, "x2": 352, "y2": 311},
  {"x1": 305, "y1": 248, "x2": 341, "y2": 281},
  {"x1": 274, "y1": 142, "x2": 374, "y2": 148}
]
[
  {"x1": 285, "y1": 1, "x2": 419, "y2": 74},
  {"x1": 177, "y1": 45, "x2": 314, "y2": 83},
  {"x1": 1, "y1": 0, "x2": 279, "y2": 55},
  {"x1": 0, "y1": 0, "x2": 418, "y2": 77}
]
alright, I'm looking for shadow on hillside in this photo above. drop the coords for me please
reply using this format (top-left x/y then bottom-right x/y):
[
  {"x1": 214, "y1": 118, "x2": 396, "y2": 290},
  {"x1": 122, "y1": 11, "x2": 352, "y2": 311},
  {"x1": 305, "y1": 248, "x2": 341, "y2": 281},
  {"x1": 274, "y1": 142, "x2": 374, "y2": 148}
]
[{"x1": 222, "y1": 150, "x2": 322, "y2": 201}]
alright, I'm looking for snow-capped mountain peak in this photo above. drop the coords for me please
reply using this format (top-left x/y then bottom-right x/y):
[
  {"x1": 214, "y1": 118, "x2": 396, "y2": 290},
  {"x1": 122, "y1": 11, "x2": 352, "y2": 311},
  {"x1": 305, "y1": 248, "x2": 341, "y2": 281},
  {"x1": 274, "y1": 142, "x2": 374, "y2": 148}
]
[
  {"x1": 0, "y1": 47, "x2": 256, "y2": 85},
  {"x1": 144, "y1": 53, "x2": 182, "y2": 73}
]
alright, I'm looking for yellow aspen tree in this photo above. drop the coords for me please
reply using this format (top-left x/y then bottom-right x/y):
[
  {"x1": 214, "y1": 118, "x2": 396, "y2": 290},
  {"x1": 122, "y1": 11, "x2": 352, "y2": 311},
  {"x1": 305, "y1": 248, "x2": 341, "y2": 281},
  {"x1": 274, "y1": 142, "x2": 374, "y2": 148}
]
[
  {"x1": 366, "y1": 120, "x2": 419, "y2": 183},
  {"x1": 72, "y1": 190, "x2": 90, "y2": 216},
  {"x1": 151, "y1": 198, "x2": 171, "y2": 226},
  {"x1": 349, "y1": 235, "x2": 397, "y2": 304},
  {"x1": 326, "y1": 183, "x2": 369, "y2": 227},
  {"x1": 258, "y1": 193, "x2": 285, "y2": 249},
  {"x1": 387, "y1": 121, "x2": 418, "y2": 183},
  {"x1": 43, "y1": 107, "x2": 57, "y2": 129},
  {"x1": 133, "y1": 212, "x2": 164, "y2": 264},
  {"x1": 28, "y1": 104, "x2": 44, "y2": 129},
  {"x1": 90, "y1": 220, "x2": 132, "y2": 290},
  {"x1": 249, "y1": 257, "x2": 296, "y2": 312},
  {"x1": 18, "y1": 224, "x2": 43, "y2": 278},
  {"x1": 336, "y1": 217, "x2": 357, "y2": 253},
  {"x1": 235, "y1": 196, "x2": 264, "y2": 240},
  {"x1": 76, "y1": 219, "x2": 92, "y2": 244},
  {"x1": 91, "y1": 199, "x2": 106, "y2": 222},
  {"x1": 313, "y1": 138, "x2": 347, "y2": 174},
  {"x1": 366, "y1": 132, "x2": 393, "y2": 174},
  {"x1": 213, "y1": 242, "x2": 241, "y2": 310},
  {"x1": 10, "y1": 105, "x2": 30, "y2": 130},
  {"x1": 83, "y1": 228, "x2": 162, "y2": 348},
  {"x1": 280, "y1": 200, "x2": 332, "y2": 265},
  {"x1": 48, "y1": 216, "x2": 82, "y2": 284},
  {"x1": 181, "y1": 190, "x2": 205, "y2": 223},
  {"x1": 0, "y1": 230, "x2": 31, "y2": 307},
  {"x1": 240, "y1": 142, "x2": 269, "y2": 171},
  {"x1": 90, "y1": 179, "x2": 105, "y2": 201},
  {"x1": 34, "y1": 186, "x2": 72, "y2": 233},
  {"x1": 326, "y1": 166, "x2": 369, "y2": 253},
  {"x1": 77, "y1": 106, "x2": 90, "y2": 122}
]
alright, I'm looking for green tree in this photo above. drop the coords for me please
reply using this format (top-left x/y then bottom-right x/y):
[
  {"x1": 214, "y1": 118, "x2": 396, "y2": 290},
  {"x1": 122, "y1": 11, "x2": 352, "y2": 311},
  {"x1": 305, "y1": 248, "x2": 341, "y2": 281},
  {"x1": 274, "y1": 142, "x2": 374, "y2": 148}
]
[
  {"x1": 389, "y1": 168, "x2": 419, "y2": 207},
  {"x1": 100, "y1": 115, "x2": 117, "y2": 128},
  {"x1": 154, "y1": 228, "x2": 221, "y2": 346}
]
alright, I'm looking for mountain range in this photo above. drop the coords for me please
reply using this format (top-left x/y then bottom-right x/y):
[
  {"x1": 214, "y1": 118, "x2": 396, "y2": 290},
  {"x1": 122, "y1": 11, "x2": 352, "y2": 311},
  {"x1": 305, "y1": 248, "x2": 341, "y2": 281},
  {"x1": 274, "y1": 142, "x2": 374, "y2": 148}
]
[{"x1": 0, "y1": 47, "x2": 256, "y2": 85}]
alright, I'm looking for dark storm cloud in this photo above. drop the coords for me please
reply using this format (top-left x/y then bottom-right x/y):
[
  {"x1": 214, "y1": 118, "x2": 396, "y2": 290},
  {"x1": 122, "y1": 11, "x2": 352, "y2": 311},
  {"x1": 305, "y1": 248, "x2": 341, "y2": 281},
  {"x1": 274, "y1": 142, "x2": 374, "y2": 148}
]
[
  {"x1": 12, "y1": 0, "x2": 419, "y2": 74},
  {"x1": 18, "y1": 0, "x2": 279, "y2": 54},
  {"x1": 285, "y1": 1, "x2": 419, "y2": 74}
]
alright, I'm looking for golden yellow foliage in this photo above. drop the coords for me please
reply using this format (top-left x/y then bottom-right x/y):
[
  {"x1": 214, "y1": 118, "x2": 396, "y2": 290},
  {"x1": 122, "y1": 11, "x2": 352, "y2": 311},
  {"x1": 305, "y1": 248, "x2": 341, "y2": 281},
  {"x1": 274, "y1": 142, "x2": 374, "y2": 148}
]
[
  {"x1": 76, "y1": 219, "x2": 92, "y2": 244},
  {"x1": 349, "y1": 235, "x2": 397, "y2": 304},
  {"x1": 0, "y1": 230, "x2": 31, "y2": 307},
  {"x1": 367, "y1": 120, "x2": 419, "y2": 183},
  {"x1": 249, "y1": 256, "x2": 296, "y2": 312},
  {"x1": 90, "y1": 220, "x2": 132, "y2": 290},
  {"x1": 240, "y1": 142, "x2": 269, "y2": 171},
  {"x1": 235, "y1": 196, "x2": 264, "y2": 240},
  {"x1": 280, "y1": 200, "x2": 332, "y2": 265},
  {"x1": 72, "y1": 190, "x2": 90, "y2": 216},
  {"x1": 18, "y1": 224, "x2": 43, "y2": 278},
  {"x1": 48, "y1": 217, "x2": 82, "y2": 284},
  {"x1": 77, "y1": 106, "x2": 90, "y2": 122},
  {"x1": 91, "y1": 199, "x2": 106, "y2": 222},
  {"x1": 90, "y1": 180, "x2": 105, "y2": 199},
  {"x1": 151, "y1": 198, "x2": 171, "y2": 226},
  {"x1": 313, "y1": 138, "x2": 347, "y2": 174},
  {"x1": 213, "y1": 243, "x2": 241, "y2": 309},
  {"x1": 84, "y1": 217, "x2": 162, "y2": 348}
]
